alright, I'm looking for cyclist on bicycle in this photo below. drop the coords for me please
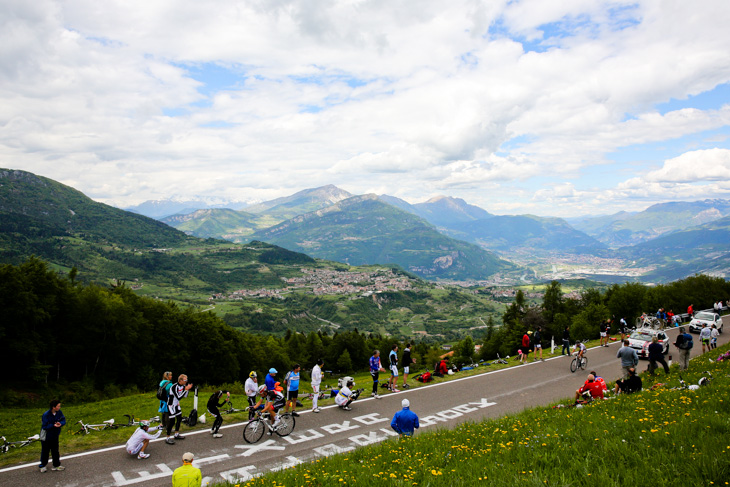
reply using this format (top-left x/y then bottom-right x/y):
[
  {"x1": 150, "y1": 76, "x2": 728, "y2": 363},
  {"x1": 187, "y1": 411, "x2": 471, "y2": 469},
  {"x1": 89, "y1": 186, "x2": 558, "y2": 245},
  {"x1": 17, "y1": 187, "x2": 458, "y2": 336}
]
[
  {"x1": 573, "y1": 340, "x2": 586, "y2": 359},
  {"x1": 260, "y1": 382, "x2": 286, "y2": 427}
]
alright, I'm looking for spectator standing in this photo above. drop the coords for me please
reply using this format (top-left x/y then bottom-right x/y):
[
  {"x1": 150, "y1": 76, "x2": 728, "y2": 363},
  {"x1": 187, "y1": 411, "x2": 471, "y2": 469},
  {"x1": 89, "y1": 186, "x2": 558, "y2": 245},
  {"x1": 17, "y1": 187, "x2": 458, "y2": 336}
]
[
  {"x1": 699, "y1": 324, "x2": 712, "y2": 353},
  {"x1": 158, "y1": 371, "x2": 173, "y2": 428},
  {"x1": 619, "y1": 318, "x2": 629, "y2": 341},
  {"x1": 265, "y1": 368, "x2": 277, "y2": 392},
  {"x1": 533, "y1": 327, "x2": 544, "y2": 361},
  {"x1": 710, "y1": 325, "x2": 719, "y2": 350},
  {"x1": 616, "y1": 340, "x2": 639, "y2": 378},
  {"x1": 614, "y1": 368, "x2": 642, "y2": 394},
  {"x1": 388, "y1": 345, "x2": 400, "y2": 392},
  {"x1": 401, "y1": 344, "x2": 415, "y2": 388},
  {"x1": 38, "y1": 400, "x2": 66, "y2": 472},
  {"x1": 647, "y1": 337, "x2": 669, "y2": 376},
  {"x1": 687, "y1": 304, "x2": 694, "y2": 317},
  {"x1": 283, "y1": 364, "x2": 301, "y2": 417},
  {"x1": 369, "y1": 351, "x2": 384, "y2": 399},
  {"x1": 165, "y1": 374, "x2": 192, "y2": 445},
  {"x1": 311, "y1": 359, "x2": 323, "y2": 413},
  {"x1": 562, "y1": 326, "x2": 571, "y2": 356},
  {"x1": 244, "y1": 371, "x2": 258, "y2": 420},
  {"x1": 171, "y1": 452, "x2": 201, "y2": 487},
  {"x1": 520, "y1": 332, "x2": 531, "y2": 364},
  {"x1": 666, "y1": 310, "x2": 675, "y2": 326},
  {"x1": 391, "y1": 399, "x2": 420, "y2": 438},
  {"x1": 206, "y1": 390, "x2": 230, "y2": 438},
  {"x1": 673, "y1": 327, "x2": 692, "y2": 370},
  {"x1": 599, "y1": 320, "x2": 609, "y2": 347},
  {"x1": 125, "y1": 420, "x2": 161, "y2": 459}
]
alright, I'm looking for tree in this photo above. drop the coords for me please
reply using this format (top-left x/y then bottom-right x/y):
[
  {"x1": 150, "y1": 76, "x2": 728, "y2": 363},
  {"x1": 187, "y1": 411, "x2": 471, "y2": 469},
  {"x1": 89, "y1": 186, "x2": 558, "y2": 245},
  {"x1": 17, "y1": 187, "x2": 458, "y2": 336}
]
[{"x1": 336, "y1": 349, "x2": 353, "y2": 372}]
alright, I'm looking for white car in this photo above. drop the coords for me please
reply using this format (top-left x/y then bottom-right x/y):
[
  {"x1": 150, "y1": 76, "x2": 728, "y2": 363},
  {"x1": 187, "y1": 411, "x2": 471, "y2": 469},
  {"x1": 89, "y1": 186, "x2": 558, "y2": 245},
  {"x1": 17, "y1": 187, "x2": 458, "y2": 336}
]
[
  {"x1": 689, "y1": 311, "x2": 722, "y2": 334},
  {"x1": 627, "y1": 328, "x2": 669, "y2": 359}
]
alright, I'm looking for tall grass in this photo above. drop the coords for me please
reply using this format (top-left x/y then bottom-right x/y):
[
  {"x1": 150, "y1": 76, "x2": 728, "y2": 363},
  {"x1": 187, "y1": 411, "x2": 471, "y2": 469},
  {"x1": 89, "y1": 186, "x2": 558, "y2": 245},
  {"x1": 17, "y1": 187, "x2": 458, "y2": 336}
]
[{"x1": 214, "y1": 344, "x2": 730, "y2": 487}]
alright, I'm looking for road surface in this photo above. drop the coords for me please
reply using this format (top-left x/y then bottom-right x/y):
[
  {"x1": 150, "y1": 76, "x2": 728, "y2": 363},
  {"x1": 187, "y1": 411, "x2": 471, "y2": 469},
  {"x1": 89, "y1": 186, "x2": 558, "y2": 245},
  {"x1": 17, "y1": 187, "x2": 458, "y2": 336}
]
[{"x1": 2, "y1": 320, "x2": 727, "y2": 487}]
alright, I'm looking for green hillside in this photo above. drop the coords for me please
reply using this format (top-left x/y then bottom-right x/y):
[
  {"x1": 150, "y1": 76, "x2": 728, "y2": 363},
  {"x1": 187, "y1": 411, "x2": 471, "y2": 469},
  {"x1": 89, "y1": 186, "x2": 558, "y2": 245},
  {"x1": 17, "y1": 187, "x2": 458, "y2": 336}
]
[
  {"x1": 254, "y1": 194, "x2": 515, "y2": 280},
  {"x1": 162, "y1": 208, "x2": 275, "y2": 241},
  {"x1": 618, "y1": 215, "x2": 730, "y2": 281},
  {"x1": 244, "y1": 184, "x2": 352, "y2": 219}
]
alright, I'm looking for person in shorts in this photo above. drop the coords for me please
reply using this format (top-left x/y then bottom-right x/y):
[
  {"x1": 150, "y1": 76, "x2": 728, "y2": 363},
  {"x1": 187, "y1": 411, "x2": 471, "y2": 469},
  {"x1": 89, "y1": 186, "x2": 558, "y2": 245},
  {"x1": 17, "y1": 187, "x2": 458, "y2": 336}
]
[
  {"x1": 401, "y1": 344, "x2": 415, "y2": 388},
  {"x1": 710, "y1": 324, "x2": 719, "y2": 350},
  {"x1": 388, "y1": 345, "x2": 399, "y2": 392},
  {"x1": 165, "y1": 374, "x2": 192, "y2": 445},
  {"x1": 335, "y1": 378, "x2": 356, "y2": 411},
  {"x1": 699, "y1": 323, "x2": 712, "y2": 353},
  {"x1": 533, "y1": 327, "x2": 543, "y2": 361},
  {"x1": 599, "y1": 320, "x2": 609, "y2": 347}
]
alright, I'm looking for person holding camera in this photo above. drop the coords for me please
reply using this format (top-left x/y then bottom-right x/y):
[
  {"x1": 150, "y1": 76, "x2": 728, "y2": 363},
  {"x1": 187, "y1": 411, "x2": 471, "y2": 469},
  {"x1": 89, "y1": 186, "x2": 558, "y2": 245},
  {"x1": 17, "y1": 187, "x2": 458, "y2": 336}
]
[{"x1": 166, "y1": 374, "x2": 192, "y2": 445}]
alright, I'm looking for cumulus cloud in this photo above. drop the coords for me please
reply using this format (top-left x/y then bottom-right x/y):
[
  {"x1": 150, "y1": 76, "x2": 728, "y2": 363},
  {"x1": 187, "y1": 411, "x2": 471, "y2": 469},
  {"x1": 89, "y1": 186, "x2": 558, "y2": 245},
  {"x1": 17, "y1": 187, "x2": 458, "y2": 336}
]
[{"x1": 1, "y1": 0, "x2": 730, "y2": 216}]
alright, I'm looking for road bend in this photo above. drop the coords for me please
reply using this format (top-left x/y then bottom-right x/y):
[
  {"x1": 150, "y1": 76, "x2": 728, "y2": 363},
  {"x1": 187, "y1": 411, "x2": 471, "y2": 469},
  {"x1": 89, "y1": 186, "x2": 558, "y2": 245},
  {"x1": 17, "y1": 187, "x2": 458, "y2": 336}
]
[{"x1": 2, "y1": 319, "x2": 727, "y2": 487}]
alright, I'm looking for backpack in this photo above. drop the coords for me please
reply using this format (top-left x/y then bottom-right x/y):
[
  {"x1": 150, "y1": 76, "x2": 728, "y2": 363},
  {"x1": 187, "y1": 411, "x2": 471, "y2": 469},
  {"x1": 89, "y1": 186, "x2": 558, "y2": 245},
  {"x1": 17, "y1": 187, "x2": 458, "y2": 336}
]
[
  {"x1": 680, "y1": 334, "x2": 693, "y2": 350},
  {"x1": 416, "y1": 371, "x2": 432, "y2": 383},
  {"x1": 157, "y1": 380, "x2": 171, "y2": 401}
]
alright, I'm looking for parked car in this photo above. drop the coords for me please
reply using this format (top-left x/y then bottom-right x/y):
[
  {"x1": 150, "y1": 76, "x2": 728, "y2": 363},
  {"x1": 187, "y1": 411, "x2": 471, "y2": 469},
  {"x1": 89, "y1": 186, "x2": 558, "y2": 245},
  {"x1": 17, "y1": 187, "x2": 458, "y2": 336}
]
[
  {"x1": 689, "y1": 311, "x2": 722, "y2": 334},
  {"x1": 627, "y1": 328, "x2": 669, "y2": 359}
]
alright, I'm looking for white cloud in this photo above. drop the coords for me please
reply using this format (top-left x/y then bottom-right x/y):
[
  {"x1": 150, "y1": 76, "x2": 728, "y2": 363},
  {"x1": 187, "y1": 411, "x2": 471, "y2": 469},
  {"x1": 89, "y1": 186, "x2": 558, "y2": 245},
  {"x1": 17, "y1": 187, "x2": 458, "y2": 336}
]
[{"x1": 1, "y1": 0, "x2": 730, "y2": 217}]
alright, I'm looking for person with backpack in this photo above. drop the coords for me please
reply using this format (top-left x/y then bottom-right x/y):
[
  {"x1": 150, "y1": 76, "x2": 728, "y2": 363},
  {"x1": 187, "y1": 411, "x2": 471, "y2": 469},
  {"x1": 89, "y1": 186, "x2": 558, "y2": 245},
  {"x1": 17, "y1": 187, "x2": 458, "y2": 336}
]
[
  {"x1": 38, "y1": 400, "x2": 66, "y2": 472},
  {"x1": 520, "y1": 332, "x2": 531, "y2": 364},
  {"x1": 157, "y1": 371, "x2": 173, "y2": 428},
  {"x1": 283, "y1": 364, "x2": 301, "y2": 417},
  {"x1": 401, "y1": 344, "x2": 415, "y2": 389},
  {"x1": 673, "y1": 326, "x2": 693, "y2": 370}
]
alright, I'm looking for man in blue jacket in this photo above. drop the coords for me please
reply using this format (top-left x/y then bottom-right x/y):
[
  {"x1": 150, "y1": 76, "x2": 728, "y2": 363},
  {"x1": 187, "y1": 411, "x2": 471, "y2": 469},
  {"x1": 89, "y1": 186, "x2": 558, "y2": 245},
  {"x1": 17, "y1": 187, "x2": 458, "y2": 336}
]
[
  {"x1": 39, "y1": 399, "x2": 66, "y2": 472},
  {"x1": 391, "y1": 399, "x2": 419, "y2": 438}
]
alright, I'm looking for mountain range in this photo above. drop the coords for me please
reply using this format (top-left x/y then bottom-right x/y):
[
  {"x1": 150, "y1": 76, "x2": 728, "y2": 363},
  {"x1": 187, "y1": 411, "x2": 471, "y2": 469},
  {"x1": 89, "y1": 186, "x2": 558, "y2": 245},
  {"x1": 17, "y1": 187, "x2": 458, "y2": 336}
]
[{"x1": 3, "y1": 168, "x2": 730, "y2": 283}]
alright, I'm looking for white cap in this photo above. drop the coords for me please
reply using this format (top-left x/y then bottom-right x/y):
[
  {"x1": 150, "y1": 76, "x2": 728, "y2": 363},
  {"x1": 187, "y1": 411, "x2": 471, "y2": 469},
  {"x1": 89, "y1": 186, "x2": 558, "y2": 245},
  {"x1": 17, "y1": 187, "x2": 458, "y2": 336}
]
[
  {"x1": 182, "y1": 452, "x2": 194, "y2": 462},
  {"x1": 402, "y1": 399, "x2": 410, "y2": 408}
]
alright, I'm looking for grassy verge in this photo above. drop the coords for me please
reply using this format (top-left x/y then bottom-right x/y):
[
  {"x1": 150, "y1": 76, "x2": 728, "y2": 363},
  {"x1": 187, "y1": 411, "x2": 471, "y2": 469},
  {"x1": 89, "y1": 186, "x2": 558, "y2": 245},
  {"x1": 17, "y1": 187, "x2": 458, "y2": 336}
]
[{"x1": 213, "y1": 344, "x2": 730, "y2": 487}]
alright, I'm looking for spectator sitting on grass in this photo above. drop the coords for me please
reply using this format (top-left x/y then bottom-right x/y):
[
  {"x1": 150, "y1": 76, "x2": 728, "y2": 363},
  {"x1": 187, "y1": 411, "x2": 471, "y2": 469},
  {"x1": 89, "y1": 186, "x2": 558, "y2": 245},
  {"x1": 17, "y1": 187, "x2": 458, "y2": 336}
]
[{"x1": 614, "y1": 367, "x2": 642, "y2": 394}]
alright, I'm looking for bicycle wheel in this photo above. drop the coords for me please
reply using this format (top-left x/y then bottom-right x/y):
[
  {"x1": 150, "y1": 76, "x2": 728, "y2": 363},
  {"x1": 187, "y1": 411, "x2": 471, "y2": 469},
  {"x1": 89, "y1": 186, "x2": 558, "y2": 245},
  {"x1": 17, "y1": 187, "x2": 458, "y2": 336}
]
[
  {"x1": 275, "y1": 413, "x2": 295, "y2": 437},
  {"x1": 570, "y1": 357, "x2": 578, "y2": 373},
  {"x1": 243, "y1": 419, "x2": 266, "y2": 444},
  {"x1": 580, "y1": 356, "x2": 588, "y2": 370}
]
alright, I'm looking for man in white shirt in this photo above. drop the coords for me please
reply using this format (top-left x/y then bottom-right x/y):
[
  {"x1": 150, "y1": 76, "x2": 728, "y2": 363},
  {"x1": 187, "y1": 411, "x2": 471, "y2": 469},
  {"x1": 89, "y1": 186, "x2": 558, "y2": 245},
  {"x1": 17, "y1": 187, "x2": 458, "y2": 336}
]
[
  {"x1": 125, "y1": 421, "x2": 161, "y2": 459},
  {"x1": 244, "y1": 371, "x2": 258, "y2": 420},
  {"x1": 311, "y1": 359, "x2": 323, "y2": 413},
  {"x1": 335, "y1": 378, "x2": 356, "y2": 411}
]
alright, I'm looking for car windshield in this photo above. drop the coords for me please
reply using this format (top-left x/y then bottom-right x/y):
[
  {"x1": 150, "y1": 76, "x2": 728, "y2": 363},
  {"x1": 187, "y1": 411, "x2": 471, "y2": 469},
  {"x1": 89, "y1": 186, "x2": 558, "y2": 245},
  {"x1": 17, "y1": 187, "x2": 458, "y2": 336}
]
[
  {"x1": 630, "y1": 331, "x2": 653, "y2": 341},
  {"x1": 695, "y1": 312, "x2": 715, "y2": 320}
]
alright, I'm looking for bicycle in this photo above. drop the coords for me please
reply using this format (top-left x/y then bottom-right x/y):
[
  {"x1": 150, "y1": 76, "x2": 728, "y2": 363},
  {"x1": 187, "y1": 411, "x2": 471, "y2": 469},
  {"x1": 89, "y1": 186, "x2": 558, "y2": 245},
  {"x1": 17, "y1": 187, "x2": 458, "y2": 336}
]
[
  {"x1": 489, "y1": 354, "x2": 508, "y2": 365},
  {"x1": 242, "y1": 409, "x2": 296, "y2": 444},
  {"x1": 72, "y1": 418, "x2": 117, "y2": 435},
  {"x1": 221, "y1": 402, "x2": 247, "y2": 415},
  {"x1": 570, "y1": 351, "x2": 588, "y2": 373},
  {"x1": 118, "y1": 414, "x2": 161, "y2": 427},
  {"x1": 1, "y1": 434, "x2": 40, "y2": 454}
]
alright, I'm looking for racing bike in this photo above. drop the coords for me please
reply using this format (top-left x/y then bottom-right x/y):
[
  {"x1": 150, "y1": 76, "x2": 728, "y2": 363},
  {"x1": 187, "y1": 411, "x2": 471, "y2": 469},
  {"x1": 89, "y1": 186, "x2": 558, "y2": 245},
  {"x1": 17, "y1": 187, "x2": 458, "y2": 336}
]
[{"x1": 242, "y1": 409, "x2": 296, "y2": 443}]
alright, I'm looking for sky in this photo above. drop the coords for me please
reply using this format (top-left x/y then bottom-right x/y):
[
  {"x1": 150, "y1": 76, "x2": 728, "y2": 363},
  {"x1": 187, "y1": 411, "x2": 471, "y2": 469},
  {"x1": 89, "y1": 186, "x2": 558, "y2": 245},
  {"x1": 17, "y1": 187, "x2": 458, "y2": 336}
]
[{"x1": 2, "y1": 0, "x2": 730, "y2": 218}]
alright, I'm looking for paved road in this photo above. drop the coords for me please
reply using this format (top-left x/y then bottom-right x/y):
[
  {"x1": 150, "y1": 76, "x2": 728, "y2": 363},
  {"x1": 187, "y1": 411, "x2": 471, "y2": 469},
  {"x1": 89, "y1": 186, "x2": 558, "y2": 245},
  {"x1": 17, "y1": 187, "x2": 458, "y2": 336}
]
[{"x1": 3, "y1": 320, "x2": 727, "y2": 487}]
